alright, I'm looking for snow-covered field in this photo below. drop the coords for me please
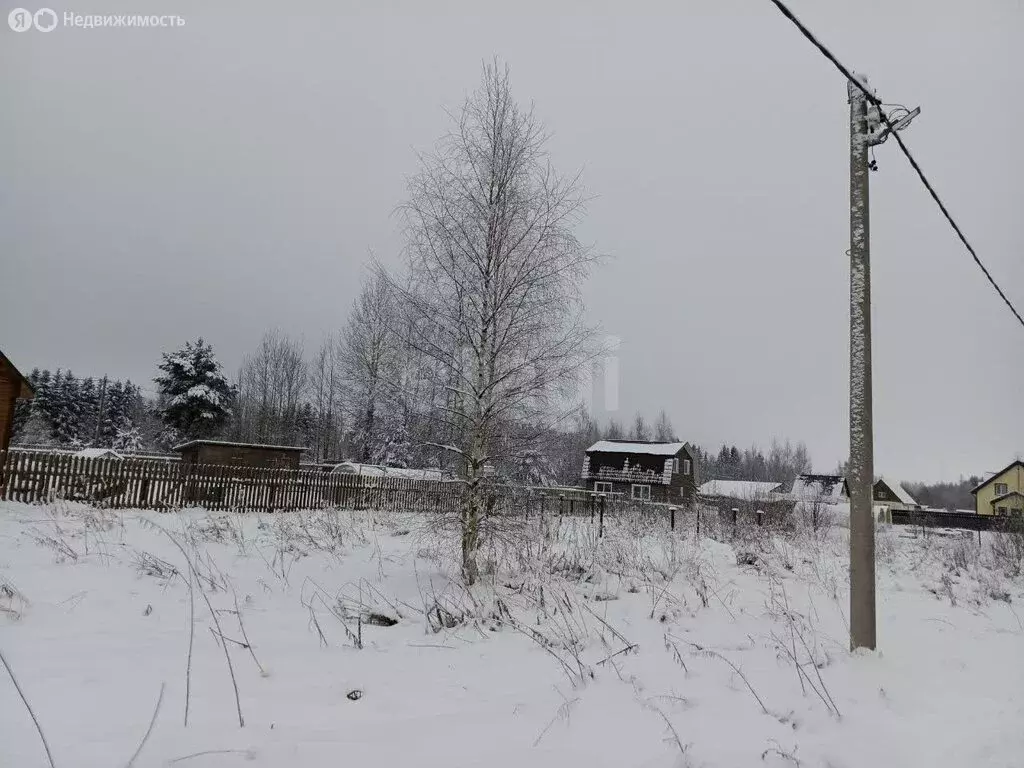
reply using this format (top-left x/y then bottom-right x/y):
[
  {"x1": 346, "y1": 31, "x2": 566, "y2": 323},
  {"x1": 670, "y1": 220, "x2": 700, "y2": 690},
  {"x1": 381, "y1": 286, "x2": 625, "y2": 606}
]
[{"x1": 2, "y1": 501, "x2": 1022, "y2": 768}]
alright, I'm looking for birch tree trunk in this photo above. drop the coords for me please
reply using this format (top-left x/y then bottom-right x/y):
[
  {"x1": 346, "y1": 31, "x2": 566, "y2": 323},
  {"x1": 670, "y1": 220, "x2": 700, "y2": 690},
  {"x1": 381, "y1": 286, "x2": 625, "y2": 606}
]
[{"x1": 392, "y1": 61, "x2": 599, "y2": 583}]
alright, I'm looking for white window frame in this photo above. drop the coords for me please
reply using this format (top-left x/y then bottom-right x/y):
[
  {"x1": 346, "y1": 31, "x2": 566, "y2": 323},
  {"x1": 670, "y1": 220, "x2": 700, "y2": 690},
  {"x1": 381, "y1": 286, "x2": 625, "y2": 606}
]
[
  {"x1": 593, "y1": 481, "x2": 613, "y2": 495},
  {"x1": 994, "y1": 482, "x2": 1009, "y2": 496},
  {"x1": 682, "y1": 459, "x2": 692, "y2": 476},
  {"x1": 672, "y1": 457, "x2": 679, "y2": 473},
  {"x1": 631, "y1": 483, "x2": 651, "y2": 501}
]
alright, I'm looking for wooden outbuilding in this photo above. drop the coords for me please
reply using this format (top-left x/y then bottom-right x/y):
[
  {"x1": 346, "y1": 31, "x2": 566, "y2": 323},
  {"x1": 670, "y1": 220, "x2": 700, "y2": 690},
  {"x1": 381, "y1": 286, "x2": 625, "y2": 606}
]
[
  {"x1": 0, "y1": 350, "x2": 34, "y2": 453},
  {"x1": 173, "y1": 440, "x2": 305, "y2": 469}
]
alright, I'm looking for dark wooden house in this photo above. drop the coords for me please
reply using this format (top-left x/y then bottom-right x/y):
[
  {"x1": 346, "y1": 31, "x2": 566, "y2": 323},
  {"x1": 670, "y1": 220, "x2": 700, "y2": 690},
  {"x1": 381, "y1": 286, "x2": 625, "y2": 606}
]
[
  {"x1": 173, "y1": 440, "x2": 305, "y2": 469},
  {"x1": 581, "y1": 440, "x2": 698, "y2": 504},
  {"x1": 0, "y1": 350, "x2": 34, "y2": 453},
  {"x1": 872, "y1": 477, "x2": 920, "y2": 510}
]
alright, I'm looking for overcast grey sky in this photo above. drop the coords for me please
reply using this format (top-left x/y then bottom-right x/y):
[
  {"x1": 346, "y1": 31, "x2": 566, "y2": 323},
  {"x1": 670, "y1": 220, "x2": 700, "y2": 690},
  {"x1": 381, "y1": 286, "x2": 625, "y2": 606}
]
[{"x1": 2, "y1": 0, "x2": 1021, "y2": 481}]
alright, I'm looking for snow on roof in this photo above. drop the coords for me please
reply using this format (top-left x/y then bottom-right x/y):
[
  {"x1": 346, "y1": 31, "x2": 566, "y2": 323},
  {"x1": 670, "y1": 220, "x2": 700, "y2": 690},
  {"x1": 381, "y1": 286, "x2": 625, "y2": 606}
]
[
  {"x1": 75, "y1": 448, "x2": 123, "y2": 459},
  {"x1": 586, "y1": 440, "x2": 686, "y2": 457},
  {"x1": 791, "y1": 474, "x2": 847, "y2": 500},
  {"x1": 879, "y1": 477, "x2": 917, "y2": 506},
  {"x1": 172, "y1": 440, "x2": 306, "y2": 453},
  {"x1": 330, "y1": 462, "x2": 449, "y2": 480},
  {"x1": 699, "y1": 480, "x2": 782, "y2": 499}
]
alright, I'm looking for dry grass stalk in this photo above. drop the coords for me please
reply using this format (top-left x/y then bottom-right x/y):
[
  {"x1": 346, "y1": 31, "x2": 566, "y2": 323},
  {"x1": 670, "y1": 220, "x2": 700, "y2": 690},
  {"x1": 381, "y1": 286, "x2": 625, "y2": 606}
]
[{"x1": 0, "y1": 646, "x2": 58, "y2": 768}]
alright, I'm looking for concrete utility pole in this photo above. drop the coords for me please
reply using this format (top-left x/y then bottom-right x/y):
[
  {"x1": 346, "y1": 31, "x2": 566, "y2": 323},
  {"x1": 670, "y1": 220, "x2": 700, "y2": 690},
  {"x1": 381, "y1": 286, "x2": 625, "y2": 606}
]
[
  {"x1": 848, "y1": 75, "x2": 875, "y2": 651},
  {"x1": 846, "y1": 77, "x2": 919, "y2": 652}
]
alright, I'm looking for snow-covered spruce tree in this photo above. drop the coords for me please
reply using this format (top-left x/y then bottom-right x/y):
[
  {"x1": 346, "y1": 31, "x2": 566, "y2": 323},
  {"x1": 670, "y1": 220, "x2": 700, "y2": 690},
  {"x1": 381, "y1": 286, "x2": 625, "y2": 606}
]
[
  {"x1": 154, "y1": 338, "x2": 235, "y2": 443},
  {"x1": 51, "y1": 370, "x2": 83, "y2": 445},
  {"x1": 369, "y1": 411, "x2": 412, "y2": 469},
  {"x1": 97, "y1": 380, "x2": 140, "y2": 448},
  {"x1": 97, "y1": 380, "x2": 122, "y2": 447},
  {"x1": 112, "y1": 424, "x2": 143, "y2": 452},
  {"x1": 395, "y1": 62, "x2": 599, "y2": 583},
  {"x1": 77, "y1": 376, "x2": 99, "y2": 445}
]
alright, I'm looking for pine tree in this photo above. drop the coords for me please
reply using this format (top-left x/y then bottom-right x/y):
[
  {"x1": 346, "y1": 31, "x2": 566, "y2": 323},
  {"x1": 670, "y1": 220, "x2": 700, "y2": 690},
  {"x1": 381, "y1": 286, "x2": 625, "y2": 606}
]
[
  {"x1": 370, "y1": 412, "x2": 412, "y2": 468},
  {"x1": 112, "y1": 424, "x2": 143, "y2": 452},
  {"x1": 30, "y1": 369, "x2": 56, "y2": 436},
  {"x1": 293, "y1": 402, "x2": 317, "y2": 450},
  {"x1": 100, "y1": 380, "x2": 128, "y2": 447},
  {"x1": 154, "y1": 338, "x2": 235, "y2": 442},
  {"x1": 51, "y1": 370, "x2": 83, "y2": 445},
  {"x1": 78, "y1": 377, "x2": 99, "y2": 445}
]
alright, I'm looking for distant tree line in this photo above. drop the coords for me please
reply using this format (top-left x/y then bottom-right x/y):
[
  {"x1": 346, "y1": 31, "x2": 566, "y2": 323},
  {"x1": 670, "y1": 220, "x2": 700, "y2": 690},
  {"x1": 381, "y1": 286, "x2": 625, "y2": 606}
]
[
  {"x1": 904, "y1": 477, "x2": 984, "y2": 512},
  {"x1": 12, "y1": 369, "x2": 146, "y2": 451},
  {"x1": 8, "y1": 354, "x2": 816, "y2": 494}
]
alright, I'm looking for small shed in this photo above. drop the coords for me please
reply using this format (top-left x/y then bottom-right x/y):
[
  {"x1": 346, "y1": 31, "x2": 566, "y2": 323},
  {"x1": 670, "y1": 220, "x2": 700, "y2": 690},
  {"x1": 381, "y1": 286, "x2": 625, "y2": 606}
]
[
  {"x1": 173, "y1": 440, "x2": 305, "y2": 469},
  {"x1": 0, "y1": 349, "x2": 34, "y2": 453}
]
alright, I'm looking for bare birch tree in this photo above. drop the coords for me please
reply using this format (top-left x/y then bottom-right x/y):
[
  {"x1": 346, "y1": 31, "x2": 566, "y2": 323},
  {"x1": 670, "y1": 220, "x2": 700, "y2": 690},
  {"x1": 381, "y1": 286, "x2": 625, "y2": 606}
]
[
  {"x1": 393, "y1": 61, "x2": 599, "y2": 582},
  {"x1": 236, "y1": 330, "x2": 308, "y2": 444},
  {"x1": 630, "y1": 412, "x2": 651, "y2": 441},
  {"x1": 339, "y1": 270, "x2": 399, "y2": 463},
  {"x1": 654, "y1": 409, "x2": 677, "y2": 442},
  {"x1": 309, "y1": 333, "x2": 345, "y2": 462}
]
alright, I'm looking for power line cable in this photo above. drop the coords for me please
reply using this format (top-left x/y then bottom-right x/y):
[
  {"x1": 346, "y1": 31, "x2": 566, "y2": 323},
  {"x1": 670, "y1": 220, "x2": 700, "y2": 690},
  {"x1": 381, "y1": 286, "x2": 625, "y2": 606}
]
[{"x1": 767, "y1": 0, "x2": 1024, "y2": 330}]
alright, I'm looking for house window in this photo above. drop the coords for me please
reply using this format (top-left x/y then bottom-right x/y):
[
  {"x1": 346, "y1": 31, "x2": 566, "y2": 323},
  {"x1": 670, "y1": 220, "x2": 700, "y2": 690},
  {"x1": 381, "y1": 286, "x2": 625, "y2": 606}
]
[
  {"x1": 631, "y1": 484, "x2": 651, "y2": 501},
  {"x1": 997, "y1": 507, "x2": 1007, "y2": 516},
  {"x1": 594, "y1": 481, "x2": 613, "y2": 495},
  {"x1": 682, "y1": 459, "x2": 692, "y2": 475},
  {"x1": 1011, "y1": 508, "x2": 1023, "y2": 517},
  {"x1": 994, "y1": 482, "x2": 1009, "y2": 496},
  {"x1": 673, "y1": 458, "x2": 679, "y2": 473}
]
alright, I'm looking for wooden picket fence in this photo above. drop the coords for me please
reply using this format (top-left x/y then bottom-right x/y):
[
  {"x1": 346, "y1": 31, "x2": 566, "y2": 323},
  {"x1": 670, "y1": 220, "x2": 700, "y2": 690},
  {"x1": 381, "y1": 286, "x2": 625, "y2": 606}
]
[
  {"x1": 0, "y1": 450, "x2": 701, "y2": 528},
  {"x1": 0, "y1": 450, "x2": 465, "y2": 513}
]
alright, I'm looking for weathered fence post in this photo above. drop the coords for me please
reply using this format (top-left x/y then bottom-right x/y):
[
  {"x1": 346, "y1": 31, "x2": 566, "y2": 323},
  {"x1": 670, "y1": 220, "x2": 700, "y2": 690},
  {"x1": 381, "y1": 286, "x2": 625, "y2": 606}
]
[
  {"x1": 599, "y1": 493, "x2": 606, "y2": 538},
  {"x1": 756, "y1": 509, "x2": 764, "y2": 527},
  {"x1": 590, "y1": 493, "x2": 596, "y2": 520},
  {"x1": 731, "y1": 507, "x2": 738, "y2": 536},
  {"x1": 695, "y1": 505, "x2": 700, "y2": 538},
  {"x1": 669, "y1": 505, "x2": 676, "y2": 531},
  {"x1": 559, "y1": 494, "x2": 565, "y2": 517}
]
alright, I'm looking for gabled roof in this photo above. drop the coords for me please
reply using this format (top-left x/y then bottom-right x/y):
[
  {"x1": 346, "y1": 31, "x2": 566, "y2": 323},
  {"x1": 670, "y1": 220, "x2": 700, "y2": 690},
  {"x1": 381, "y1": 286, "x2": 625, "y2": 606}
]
[
  {"x1": 971, "y1": 460, "x2": 1024, "y2": 494},
  {"x1": 0, "y1": 349, "x2": 34, "y2": 399},
  {"x1": 791, "y1": 474, "x2": 848, "y2": 500},
  {"x1": 699, "y1": 479, "x2": 782, "y2": 500},
  {"x1": 585, "y1": 440, "x2": 687, "y2": 457},
  {"x1": 877, "y1": 477, "x2": 917, "y2": 505}
]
